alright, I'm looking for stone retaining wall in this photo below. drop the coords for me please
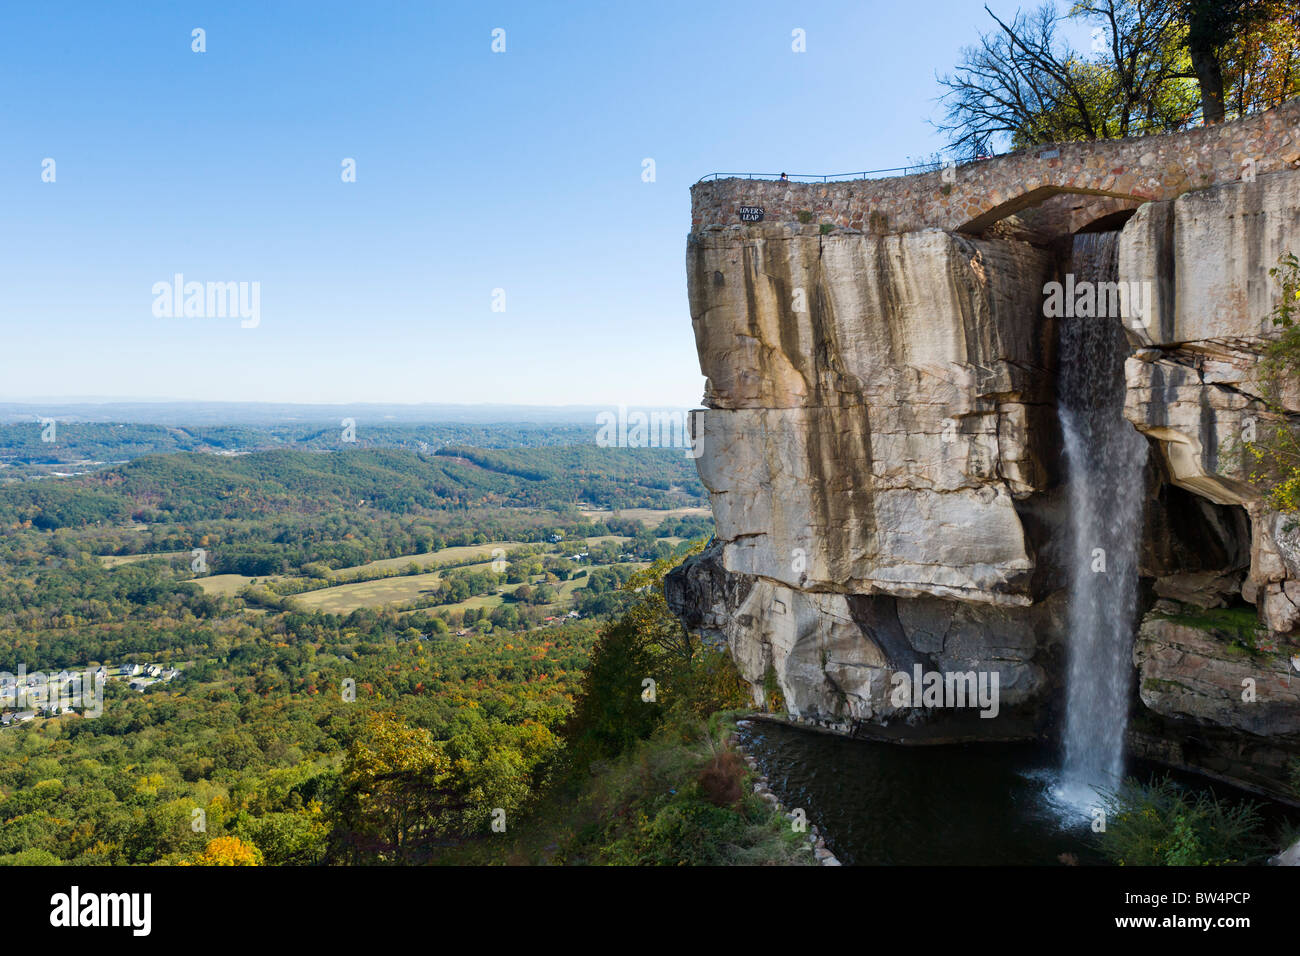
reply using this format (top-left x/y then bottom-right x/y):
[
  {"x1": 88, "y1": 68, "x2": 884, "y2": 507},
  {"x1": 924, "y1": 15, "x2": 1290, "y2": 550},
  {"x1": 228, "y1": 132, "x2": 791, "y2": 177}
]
[
  {"x1": 691, "y1": 99, "x2": 1300, "y2": 235},
  {"x1": 732, "y1": 718, "x2": 841, "y2": 865}
]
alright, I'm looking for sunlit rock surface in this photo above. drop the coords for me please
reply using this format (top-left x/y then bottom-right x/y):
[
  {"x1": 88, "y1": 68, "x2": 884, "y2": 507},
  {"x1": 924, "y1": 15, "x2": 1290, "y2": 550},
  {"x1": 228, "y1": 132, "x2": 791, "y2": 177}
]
[
  {"x1": 688, "y1": 228, "x2": 1055, "y2": 606},
  {"x1": 672, "y1": 162, "x2": 1300, "y2": 787},
  {"x1": 1121, "y1": 171, "x2": 1300, "y2": 643}
]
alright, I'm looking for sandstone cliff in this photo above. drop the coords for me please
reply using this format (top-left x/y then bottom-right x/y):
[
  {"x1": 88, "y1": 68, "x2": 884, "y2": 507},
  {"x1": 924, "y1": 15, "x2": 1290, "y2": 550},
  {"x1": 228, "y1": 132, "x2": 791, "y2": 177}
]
[{"x1": 670, "y1": 116, "x2": 1300, "y2": 795}]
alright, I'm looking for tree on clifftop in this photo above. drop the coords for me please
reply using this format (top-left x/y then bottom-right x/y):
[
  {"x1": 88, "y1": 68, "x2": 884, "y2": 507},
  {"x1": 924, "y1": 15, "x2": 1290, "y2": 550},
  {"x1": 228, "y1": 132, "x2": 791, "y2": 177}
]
[
  {"x1": 937, "y1": 1, "x2": 1300, "y2": 154},
  {"x1": 937, "y1": 2, "x2": 1191, "y2": 154},
  {"x1": 1178, "y1": 0, "x2": 1300, "y2": 123}
]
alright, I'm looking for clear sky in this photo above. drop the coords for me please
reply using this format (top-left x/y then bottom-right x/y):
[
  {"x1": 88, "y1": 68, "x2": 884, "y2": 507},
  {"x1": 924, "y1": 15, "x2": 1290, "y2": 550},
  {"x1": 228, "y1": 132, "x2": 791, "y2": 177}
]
[{"x1": 2, "y1": 1, "x2": 1073, "y2": 408}]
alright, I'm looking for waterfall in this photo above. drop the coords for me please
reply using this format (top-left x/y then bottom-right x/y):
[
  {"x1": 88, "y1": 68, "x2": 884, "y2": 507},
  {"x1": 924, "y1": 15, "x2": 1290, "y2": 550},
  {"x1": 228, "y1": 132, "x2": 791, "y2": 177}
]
[{"x1": 1056, "y1": 231, "x2": 1148, "y2": 808}]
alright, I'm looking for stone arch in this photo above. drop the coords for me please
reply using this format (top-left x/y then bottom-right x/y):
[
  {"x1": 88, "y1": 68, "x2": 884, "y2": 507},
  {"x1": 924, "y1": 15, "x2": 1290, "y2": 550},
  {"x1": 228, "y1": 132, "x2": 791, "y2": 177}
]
[
  {"x1": 1075, "y1": 207, "x2": 1139, "y2": 234},
  {"x1": 956, "y1": 184, "x2": 1149, "y2": 237}
]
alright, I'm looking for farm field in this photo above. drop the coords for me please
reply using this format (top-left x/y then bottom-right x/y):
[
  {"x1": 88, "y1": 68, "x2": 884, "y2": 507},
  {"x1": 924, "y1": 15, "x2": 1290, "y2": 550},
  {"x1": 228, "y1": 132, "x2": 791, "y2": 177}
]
[
  {"x1": 181, "y1": 533, "x2": 670, "y2": 614},
  {"x1": 287, "y1": 564, "x2": 494, "y2": 614},
  {"x1": 98, "y1": 551, "x2": 186, "y2": 567},
  {"x1": 579, "y1": 506, "x2": 710, "y2": 527},
  {"x1": 553, "y1": 570, "x2": 632, "y2": 601},
  {"x1": 192, "y1": 573, "x2": 280, "y2": 597},
  {"x1": 422, "y1": 560, "x2": 650, "y2": 620},
  {"x1": 118, "y1": 528, "x2": 682, "y2": 615},
  {"x1": 330, "y1": 535, "x2": 639, "y2": 579},
  {"x1": 431, "y1": 591, "x2": 507, "y2": 617},
  {"x1": 578, "y1": 534, "x2": 631, "y2": 548},
  {"x1": 331, "y1": 540, "x2": 523, "y2": 577}
]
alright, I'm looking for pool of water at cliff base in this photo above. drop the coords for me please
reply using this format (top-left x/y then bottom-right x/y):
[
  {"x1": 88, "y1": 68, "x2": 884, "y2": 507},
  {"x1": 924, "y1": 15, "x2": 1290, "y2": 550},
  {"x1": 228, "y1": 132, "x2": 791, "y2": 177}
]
[{"x1": 737, "y1": 720, "x2": 1292, "y2": 866}]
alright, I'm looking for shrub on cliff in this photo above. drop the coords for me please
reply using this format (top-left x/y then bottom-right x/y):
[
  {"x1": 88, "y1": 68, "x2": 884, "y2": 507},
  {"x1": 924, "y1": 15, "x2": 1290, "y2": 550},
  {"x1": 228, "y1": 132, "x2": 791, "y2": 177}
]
[
  {"x1": 566, "y1": 718, "x2": 813, "y2": 866},
  {"x1": 698, "y1": 749, "x2": 747, "y2": 808},
  {"x1": 562, "y1": 615, "x2": 749, "y2": 770},
  {"x1": 1246, "y1": 252, "x2": 1300, "y2": 514},
  {"x1": 1096, "y1": 776, "x2": 1268, "y2": 865},
  {"x1": 562, "y1": 539, "x2": 747, "y2": 770},
  {"x1": 561, "y1": 616, "x2": 664, "y2": 769}
]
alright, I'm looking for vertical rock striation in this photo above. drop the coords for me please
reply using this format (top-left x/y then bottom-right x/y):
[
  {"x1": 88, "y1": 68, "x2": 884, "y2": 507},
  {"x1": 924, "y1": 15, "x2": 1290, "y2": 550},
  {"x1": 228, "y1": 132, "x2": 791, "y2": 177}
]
[{"x1": 673, "y1": 222, "x2": 1067, "y2": 727}]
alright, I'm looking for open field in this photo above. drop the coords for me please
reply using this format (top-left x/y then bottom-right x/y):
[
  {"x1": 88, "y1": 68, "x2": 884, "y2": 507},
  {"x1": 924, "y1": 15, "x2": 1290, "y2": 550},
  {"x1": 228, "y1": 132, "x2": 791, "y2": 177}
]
[
  {"x1": 573, "y1": 534, "x2": 681, "y2": 550},
  {"x1": 579, "y1": 506, "x2": 710, "y2": 527},
  {"x1": 529, "y1": 561, "x2": 650, "y2": 616},
  {"x1": 575, "y1": 535, "x2": 630, "y2": 548},
  {"x1": 432, "y1": 591, "x2": 507, "y2": 616},
  {"x1": 331, "y1": 541, "x2": 525, "y2": 578},
  {"x1": 290, "y1": 569, "x2": 448, "y2": 614},
  {"x1": 396, "y1": 560, "x2": 651, "y2": 619},
  {"x1": 105, "y1": 526, "x2": 679, "y2": 616},
  {"x1": 288, "y1": 559, "x2": 502, "y2": 614},
  {"x1": 553, "y1": 573, "x2": 608, "y2": 601},
  {"x1": 98, "y1": 551, "x2": 186, "y2": 568},
  {"x1": 192, "y1": 573, "x2": 275, "y2": 597}
]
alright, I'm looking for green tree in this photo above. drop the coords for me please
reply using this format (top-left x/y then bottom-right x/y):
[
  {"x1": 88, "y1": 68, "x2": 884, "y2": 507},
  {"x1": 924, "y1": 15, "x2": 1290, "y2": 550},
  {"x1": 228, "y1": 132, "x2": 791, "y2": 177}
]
[
  {"x1": 562, "y1": 616, "x2": 664, "y2": 767},
  {"x1": 1246, "y1": 252, "x2": 1300, "y2": 513},
  {"x1": 620, "y1": 542, "x2": 707, "y2": 666},
  {"x1": 331, "y1": 713, "x2": 460, "y2": 864},
  {"x1": 938, "y1": 2, "x2": 1192, "y2": 153}
]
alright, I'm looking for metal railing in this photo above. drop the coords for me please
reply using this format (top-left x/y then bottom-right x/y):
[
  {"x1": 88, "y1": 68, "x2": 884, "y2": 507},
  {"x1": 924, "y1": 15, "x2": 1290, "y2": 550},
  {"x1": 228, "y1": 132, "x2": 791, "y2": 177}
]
[
  {"x1": 696, "y1": 163, "x2": 945, "y2": 184},
  {"x1": 696, "y1": 94, "x2": 1297, "y2": 186}
]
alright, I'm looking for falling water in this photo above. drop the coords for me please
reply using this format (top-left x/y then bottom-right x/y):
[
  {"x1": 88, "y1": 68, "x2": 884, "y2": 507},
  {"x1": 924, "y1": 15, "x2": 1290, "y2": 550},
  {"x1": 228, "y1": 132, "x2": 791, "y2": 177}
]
[{"x1": 1056, "y1": 231, "x2": 1148, "y2": 809}]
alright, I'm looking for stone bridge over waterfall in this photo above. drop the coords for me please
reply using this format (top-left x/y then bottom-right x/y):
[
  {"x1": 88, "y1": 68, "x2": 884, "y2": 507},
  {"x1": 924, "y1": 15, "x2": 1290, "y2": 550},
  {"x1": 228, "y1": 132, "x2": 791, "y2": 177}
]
[{"x1": 691, "y1": 99, "x2": 1300, "y2": 238}]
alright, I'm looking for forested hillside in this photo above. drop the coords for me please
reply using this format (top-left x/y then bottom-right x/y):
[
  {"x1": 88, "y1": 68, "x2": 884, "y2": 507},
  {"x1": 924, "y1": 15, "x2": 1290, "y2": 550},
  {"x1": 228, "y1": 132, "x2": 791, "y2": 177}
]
[
  {"x1": 0, "y1": 445, "x2": 705, "y2": 528},
  {"x1": 0, "y1": 434, "x2": 753, "y2": 865}
]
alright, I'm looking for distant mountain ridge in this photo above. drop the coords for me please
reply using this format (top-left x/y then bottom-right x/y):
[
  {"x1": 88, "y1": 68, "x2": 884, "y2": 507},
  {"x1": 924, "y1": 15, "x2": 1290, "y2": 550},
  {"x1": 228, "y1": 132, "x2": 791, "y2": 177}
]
[{"x1": 0, "y1": 401, "x2": 688, "y2": 427}]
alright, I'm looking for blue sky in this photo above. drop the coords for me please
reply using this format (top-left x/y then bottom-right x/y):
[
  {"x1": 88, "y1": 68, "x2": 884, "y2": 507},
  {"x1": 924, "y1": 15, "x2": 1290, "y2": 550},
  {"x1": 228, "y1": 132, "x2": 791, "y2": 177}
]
[{"x1": 2, "y1": 1, "x2": 1079, "y2": 408}]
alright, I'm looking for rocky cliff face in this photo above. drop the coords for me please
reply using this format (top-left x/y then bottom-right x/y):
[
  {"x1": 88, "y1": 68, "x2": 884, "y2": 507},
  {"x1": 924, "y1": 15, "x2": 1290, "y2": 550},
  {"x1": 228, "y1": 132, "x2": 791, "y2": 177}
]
[
  {"x1": 1122, "y1": 171, "x2": 1300, "y2": 630},
  {"x1": 670, "y1": 162, "x2": 1300, "y2": 795},
  {"x1": 673, "y1": 224, "x2": 1066, "y2": 727}
]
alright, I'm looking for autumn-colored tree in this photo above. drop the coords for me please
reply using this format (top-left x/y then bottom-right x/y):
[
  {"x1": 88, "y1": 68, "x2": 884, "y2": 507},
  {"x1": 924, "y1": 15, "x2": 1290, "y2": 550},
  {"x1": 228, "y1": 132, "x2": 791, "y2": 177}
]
[
  {"x1": 1216, "y1": 0, "x2": 1300, "y2": 115},
  {"x1": 191, "y1": 835, "x2": 262, "y2": 866},
  {"x1": 939, "y1": 1, "x2": 1300, "y2": 154}
]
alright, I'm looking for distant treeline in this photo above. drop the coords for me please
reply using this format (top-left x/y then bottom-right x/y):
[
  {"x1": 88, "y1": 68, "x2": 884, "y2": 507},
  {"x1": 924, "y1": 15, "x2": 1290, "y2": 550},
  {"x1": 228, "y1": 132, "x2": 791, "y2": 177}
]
[
  {"x1": 0, "y1": 446, "x2": 707, "y2": 530},
  {"x1": 0, "y1": 420, "x2": 605, "y2": 476}
]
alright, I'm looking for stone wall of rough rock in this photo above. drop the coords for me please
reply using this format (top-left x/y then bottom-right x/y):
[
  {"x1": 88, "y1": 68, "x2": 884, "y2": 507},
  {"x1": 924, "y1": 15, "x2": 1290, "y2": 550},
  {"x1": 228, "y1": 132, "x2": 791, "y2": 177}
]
[
  {"x1": 691, "y1": 98, "x2": 1300, "y2": 236},
  {"x1": 676, "y1": 218, "x2": 1071, "y2": 731}
]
